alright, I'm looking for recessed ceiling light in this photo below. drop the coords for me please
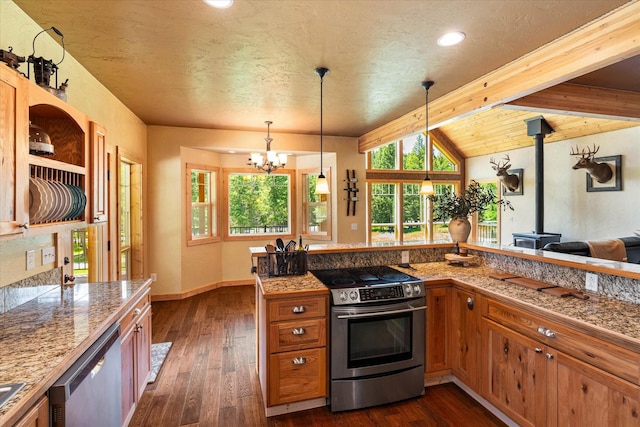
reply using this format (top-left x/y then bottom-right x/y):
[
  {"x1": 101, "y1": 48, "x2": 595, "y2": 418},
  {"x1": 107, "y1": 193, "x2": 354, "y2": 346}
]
[
  {"x1": 203, "y1": 0, "x2": 234, "y2": 9},
  {"x1": 437, "y1": 31, "x2": 466, "y2": 47}
]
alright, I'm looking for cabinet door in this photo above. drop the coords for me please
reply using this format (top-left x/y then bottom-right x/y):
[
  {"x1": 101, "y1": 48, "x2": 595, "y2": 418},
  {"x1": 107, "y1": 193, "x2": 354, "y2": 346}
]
[
  {"x1": 482, "y1": 319, "x2": 547, "y2": 427},
  {"x1": 13, "y1": 395, "x2": 48, "y2": 427},
  {"x1": 450, "y1": 287, "x2": 478, "y2": 388},
  {"x1": 121, "y1": 326, "x2": 136, "y2": 426},
  {"x1": 554, "y1": 351, "x2": 640, "y2": 427},
  {"x1": 135, "y1": 306, "x2": 152, "y2": 399},
  {"x1": 426, "y1": 287, "x2": 449, "y2": 375},
  {"x1": 90, "y1": 122, "x2": 107, "y2": 223},
  {"x1": 0, "y1": 68, "x2": 29, "y2": 235}
]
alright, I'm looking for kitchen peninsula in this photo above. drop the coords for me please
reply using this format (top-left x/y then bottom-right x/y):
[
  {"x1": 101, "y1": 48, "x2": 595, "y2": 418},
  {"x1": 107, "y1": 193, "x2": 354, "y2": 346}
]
[
  {"x1": 0, "y1": 279, "x2": 151, "y2": 427},
  {"x1": 253, "y1": 242, "x2": 640, "y2": 425}
]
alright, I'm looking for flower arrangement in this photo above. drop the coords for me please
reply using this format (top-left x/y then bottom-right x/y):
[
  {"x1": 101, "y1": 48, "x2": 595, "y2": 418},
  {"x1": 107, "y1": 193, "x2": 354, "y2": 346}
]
[{"x1": 428, "y1": 180, "x2": 513, "y2": 221}]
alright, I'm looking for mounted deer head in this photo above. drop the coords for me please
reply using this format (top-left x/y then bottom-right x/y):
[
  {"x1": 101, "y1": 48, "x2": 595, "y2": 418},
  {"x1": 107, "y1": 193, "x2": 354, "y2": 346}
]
[
  {"x1": 489, "y1": 155, "x2": 520, "y2": 192},
  {"x1": 570, "y1": 144, "x2": 613, "y2": 183}
]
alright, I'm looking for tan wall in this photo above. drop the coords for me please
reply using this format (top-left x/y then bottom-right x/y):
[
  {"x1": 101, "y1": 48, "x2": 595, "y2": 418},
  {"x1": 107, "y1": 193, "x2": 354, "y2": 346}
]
[
  {"x1": 466, "y1": 126, "x2": 640, "y2": 243},
  {"x1": 147, "y1": 125, "x2": 366, "y2": 296},
  {"x1": 0, "y1": 2, "x2": 147, "y2": 285}
]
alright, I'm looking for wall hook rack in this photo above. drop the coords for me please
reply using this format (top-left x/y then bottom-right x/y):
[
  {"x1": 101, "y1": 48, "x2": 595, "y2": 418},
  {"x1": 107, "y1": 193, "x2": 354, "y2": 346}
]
[{"x1": 343, "y1": 169, "x2": 359, "y2": 216}]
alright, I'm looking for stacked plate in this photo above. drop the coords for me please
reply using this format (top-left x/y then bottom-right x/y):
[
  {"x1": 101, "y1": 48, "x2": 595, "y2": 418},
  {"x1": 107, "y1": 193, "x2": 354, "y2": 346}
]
[{"x1": 29, "y1": 177, "x2": 87, "y2": 224}]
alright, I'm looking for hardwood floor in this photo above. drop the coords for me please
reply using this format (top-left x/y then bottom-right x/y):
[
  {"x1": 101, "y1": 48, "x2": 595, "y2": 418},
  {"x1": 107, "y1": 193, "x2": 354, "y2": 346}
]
[{"x1": 130, "y1": 286, "x2": 506, "y2": 427}]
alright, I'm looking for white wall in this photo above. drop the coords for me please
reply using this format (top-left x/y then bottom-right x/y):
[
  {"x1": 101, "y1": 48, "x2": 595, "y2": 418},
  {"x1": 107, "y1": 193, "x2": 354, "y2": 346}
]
[{"x1": 467, "y1": 126, "x2": 640, "y2": 243}]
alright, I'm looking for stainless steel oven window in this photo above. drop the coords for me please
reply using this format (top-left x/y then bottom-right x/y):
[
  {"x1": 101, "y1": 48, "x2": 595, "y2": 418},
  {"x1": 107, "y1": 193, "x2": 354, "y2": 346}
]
[{"x1": 348, "y1": 312, "x2": 412, "y2": 368}]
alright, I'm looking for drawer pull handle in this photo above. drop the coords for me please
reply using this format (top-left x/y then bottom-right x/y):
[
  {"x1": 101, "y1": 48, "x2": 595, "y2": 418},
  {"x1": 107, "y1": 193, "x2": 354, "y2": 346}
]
[
  {"x1": 291, "y1": 328, "x2": 306, "y2": 335},
  {"x1": 535, "y1": 347, "x2": 543, "y2": 353},
  {"x1": 133, "y1": 308, "x2": 142, "y2": 317},
  {"x1": 292, "y1": 357, "x2": 307, "y2": 365},
  {"x1": 292, "y1": 306, "x2": 306, "y2": 314},
  {"x1": 537, "y1": 326, "x2": 556, "y2": 338}
]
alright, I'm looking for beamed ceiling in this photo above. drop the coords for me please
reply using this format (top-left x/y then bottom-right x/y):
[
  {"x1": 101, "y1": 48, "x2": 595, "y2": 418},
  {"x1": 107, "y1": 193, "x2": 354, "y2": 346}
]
[{"x1": 11, "y1": 0, "x2": 640, "y2": 158}]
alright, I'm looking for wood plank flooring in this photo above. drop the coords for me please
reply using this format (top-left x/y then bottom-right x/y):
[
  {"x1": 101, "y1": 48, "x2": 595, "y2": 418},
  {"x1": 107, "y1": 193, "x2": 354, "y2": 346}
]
[{"x1": 130, "y1": 285, "x2": 507, "y2": 427}]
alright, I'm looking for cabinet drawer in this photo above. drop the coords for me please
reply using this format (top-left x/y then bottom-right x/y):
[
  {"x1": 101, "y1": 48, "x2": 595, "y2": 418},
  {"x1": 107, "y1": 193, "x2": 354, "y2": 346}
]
[
  {"x1": 485, "y1": 299, "x2": 640, "y2": 385},
  {"x1": 120, "y1": 290, "x2": 151, "y2": 334},
  {"x1": 269, "y1": 318, "x2": 327, "y2": 353},
  {"x1": 268, "y1": 348, "x2": 327, "y2": 406},
  {"x1": 268, "y1": 296, "x2": 327, "y2": 322}
]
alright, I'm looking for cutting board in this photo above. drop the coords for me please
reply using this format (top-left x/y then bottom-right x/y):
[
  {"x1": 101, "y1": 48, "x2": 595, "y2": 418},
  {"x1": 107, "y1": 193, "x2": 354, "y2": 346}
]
[
  {"x1": 505, "y1": 277, "x2": 557, "y2": 291},
  {"x1": 540, "y1": 286, "x2": 573, "y2": 297},
  {"x1": 489, "y1": 272, "x2": 520, "y2": 281}
]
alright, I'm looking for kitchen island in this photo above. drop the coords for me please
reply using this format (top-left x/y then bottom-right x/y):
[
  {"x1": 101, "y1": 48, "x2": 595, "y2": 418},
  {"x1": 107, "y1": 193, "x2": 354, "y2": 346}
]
[
  {"x1": 0, "y1": 279, "x2": 151, "y2": 427},
  {"x1": 254, "y1": 242, "x2": 640, "y2": 424}
]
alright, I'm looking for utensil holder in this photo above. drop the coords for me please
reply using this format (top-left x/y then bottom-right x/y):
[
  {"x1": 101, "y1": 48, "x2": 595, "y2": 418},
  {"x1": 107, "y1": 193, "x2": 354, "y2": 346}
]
[{"x1": 266, "y1": 250, "x2": 308, "y2": 277}]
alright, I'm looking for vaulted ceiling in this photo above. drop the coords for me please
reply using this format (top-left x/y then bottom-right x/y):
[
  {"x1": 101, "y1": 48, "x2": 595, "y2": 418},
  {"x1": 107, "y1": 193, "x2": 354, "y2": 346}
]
[{"x1": 11, "y1": 0, "x2": 640, "y2": 158}]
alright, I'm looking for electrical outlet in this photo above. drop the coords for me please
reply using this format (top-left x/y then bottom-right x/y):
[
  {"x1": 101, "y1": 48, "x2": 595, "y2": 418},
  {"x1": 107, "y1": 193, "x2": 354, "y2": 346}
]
[
  {"x1": 585, "y1": 272, "x2": 598, "y2": 292},
  {"x1": 26, "y1": 250, "x2": 35, "y2": 270},
  {"x1": 401, "y1": 251, "x2": 410, "y2": 264},
  {"x1": 42, "y1": 246, "x2": 56, "y2": 264},
  {"x1": 150, "y1": 273, "x2": 157, "y2": 282},
  {"x1": 351, "y1": 223, "x2": 358, "y2": 230}
]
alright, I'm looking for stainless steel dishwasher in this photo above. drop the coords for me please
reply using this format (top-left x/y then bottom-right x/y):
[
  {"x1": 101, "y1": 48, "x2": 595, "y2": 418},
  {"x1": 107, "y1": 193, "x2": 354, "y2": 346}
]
[{"x1": 49, "y1": 323, "x2": 122, "y2": 427}]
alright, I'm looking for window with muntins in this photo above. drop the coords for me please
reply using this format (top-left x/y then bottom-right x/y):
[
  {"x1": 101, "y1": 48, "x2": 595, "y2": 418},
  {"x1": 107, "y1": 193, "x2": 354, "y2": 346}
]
[
  {"x1": 224, "y1": 169, "x2": 294, "y2": 240},
  {"x1": 187, "y1": 164, "x2": 219, "y2": 245}
]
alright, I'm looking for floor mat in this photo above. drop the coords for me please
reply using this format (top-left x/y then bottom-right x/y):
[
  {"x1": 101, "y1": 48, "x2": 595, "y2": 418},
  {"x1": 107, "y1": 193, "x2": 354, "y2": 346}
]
[{"x1": 148, "y1": 342, "x2": 172, "y2": 383}]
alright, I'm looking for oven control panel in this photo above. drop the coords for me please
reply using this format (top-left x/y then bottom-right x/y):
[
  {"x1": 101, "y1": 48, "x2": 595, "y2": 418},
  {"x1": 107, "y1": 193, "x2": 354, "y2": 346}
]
[{"x1": 331, "y1": 282, "x2": 424, "y2": 305}]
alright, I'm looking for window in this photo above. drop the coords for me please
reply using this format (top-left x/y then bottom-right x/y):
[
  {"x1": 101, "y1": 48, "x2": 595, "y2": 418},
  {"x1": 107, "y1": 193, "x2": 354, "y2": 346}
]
[
  {"x1": 187, "y1": 164, "x2": 218, "y2": 245},
  {"x1": 366, "y1": 132, "x2": 463, "y2": 243},
  {"x1": 300, "y1": 169, "x2": 332, "y2": 240},
  {"x1": 474, "y1": 181, "x2": 500, "y2": 244},
  {"x1": 371, "y1": 183, "x2": 397, "y2": 241},
  {"x1": 432, "y1": 183, "x2": 457, "y2": 241},
  {"x1": 224, "y1": 169, "x2": 295, "y2": 240}
]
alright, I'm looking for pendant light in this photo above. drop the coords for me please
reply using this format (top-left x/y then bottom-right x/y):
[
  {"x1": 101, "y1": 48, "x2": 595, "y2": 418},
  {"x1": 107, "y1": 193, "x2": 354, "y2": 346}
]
[
  {"x1": 314, "y1": 67, "x2": 330, "y2": 195},
  {"x1": 419, "y1": 80, "x2": 435, "y2": 195}
]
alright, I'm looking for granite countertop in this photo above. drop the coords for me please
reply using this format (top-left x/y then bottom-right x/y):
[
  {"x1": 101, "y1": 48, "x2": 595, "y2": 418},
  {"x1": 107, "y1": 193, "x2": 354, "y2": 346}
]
[
  {"x1": 0, "y1": 279, "x2": 151, "y2": 426},
  {"x1": 258, "y1": 262, "x2": 640, "y2": 350}
]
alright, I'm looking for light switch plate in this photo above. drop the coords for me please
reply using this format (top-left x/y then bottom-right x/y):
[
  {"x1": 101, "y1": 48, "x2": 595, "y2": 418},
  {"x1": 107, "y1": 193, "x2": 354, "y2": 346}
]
[
  {"x1": 42, "y1": 246, "x2": 56, "y2": 265},
  {"x1": 26, "y1": 250, "x2": 35, "y2": 270},
  {"x1": 585, "y1": 272, "x2": 598, "y2": 292},
  {"x1": 401, "y1": 251, "x2": 410, "y2": 264}
]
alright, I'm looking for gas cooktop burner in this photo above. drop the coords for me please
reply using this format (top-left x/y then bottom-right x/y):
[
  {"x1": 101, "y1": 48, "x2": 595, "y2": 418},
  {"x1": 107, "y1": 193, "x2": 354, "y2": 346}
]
[{"x1": 310, "y1": 265, "x2": 424, "y2": 305}]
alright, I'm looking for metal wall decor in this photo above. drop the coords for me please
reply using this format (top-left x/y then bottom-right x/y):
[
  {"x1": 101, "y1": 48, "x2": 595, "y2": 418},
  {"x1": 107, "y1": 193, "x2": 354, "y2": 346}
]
[
  {"x1": 343, "y1": 169, "x2": 358, "y2": 215},
  {"x1": 586, "y1": 155, "x2": 622, "y2": 192}
]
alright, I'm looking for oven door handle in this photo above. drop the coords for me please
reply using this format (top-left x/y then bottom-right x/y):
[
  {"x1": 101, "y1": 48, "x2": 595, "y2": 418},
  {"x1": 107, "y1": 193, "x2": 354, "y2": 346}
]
[{"x1": 336, "y1": 305, "x2": 426, "y2": 319}]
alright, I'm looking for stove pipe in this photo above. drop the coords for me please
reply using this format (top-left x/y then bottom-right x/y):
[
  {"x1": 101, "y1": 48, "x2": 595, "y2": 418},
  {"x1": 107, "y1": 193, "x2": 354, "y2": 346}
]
[{"x1": 525, "y1": 116, "x2": 554, "y2": 234}]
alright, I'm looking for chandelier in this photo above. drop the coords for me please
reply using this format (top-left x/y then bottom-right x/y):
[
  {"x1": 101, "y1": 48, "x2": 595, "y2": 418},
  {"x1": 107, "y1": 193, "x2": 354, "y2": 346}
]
[{"x1": 249, "y1": 121, "x2": 287, "y2": 174}]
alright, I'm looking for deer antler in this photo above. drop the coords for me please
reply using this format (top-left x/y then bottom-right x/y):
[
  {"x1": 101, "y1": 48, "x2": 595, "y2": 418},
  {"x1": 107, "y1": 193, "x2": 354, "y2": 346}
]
[
  {"x1": 570, "y1": 144, "x2": 600, "y2": 159},
  {"x1": 489, "y1": 155, "x2": 510, "y2": 170}
]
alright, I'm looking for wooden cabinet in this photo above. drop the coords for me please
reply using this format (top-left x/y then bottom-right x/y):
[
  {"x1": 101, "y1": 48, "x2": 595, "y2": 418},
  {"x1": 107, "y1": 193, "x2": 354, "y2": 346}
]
[
  {"x1": 121, "y1": 289, "x2": 152, "y2": 426},
  {"x1": 0, "y1": 66, "x2": 29, "y2": 236},
  {"x1": 482, "y1": 318, "x2": 548, "y2": 427},
  {"x1": 481, "y1": 298, "x2": 640, "y2": 427},
  {"x1": 0, "y1": 67, "x2": 105, "y2": 237},
  {"x1": 12, "y1": 395, "x2": 48, "y2": 427},
  {"x1": 450, "y1": 286, "x2": 479, "y2": 389},
  {"x1": 258, "y1": 289, "x2": 328, "y2": 410},
  {"x1": 425, "y1": 287, "x2": 449, "y2": 377}
]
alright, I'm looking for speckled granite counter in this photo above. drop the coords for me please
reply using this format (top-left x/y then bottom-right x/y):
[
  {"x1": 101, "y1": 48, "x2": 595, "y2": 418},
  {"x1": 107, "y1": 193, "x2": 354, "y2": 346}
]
[
  {"x1": 258, "y1": 262, "x2": 640, "y2": 351},
  {"x1": 0, "y1": 279, "x2": 151, "y2": 427}
]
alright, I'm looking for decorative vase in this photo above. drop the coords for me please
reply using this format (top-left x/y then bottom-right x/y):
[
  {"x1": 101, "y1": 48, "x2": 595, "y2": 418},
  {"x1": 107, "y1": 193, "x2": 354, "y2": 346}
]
[{"x1": 448, "y1": 217, "x2": 471, "y2": 243}]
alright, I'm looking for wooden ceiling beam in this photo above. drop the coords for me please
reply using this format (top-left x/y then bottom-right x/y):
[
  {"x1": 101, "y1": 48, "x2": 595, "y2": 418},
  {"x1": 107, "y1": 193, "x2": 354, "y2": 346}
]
[
  {"x1": 358, "y1": 1, "x2": 640, "y2": 153},
  {"x1": 501, "y1": 83, "x2": 640, "y2": 120}
]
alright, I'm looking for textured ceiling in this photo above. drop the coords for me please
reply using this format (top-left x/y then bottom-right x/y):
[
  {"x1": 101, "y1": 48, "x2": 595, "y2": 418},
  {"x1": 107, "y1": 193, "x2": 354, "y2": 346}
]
[{"x1": 12, "y1": 0, "x2": 632, "y2": 140}]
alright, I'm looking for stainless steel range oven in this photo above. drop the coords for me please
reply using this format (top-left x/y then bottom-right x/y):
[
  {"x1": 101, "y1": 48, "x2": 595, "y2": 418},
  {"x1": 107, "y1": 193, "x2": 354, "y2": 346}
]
[{"x1": 310, "y1": 266, "x2": 426, "y2": 412}]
